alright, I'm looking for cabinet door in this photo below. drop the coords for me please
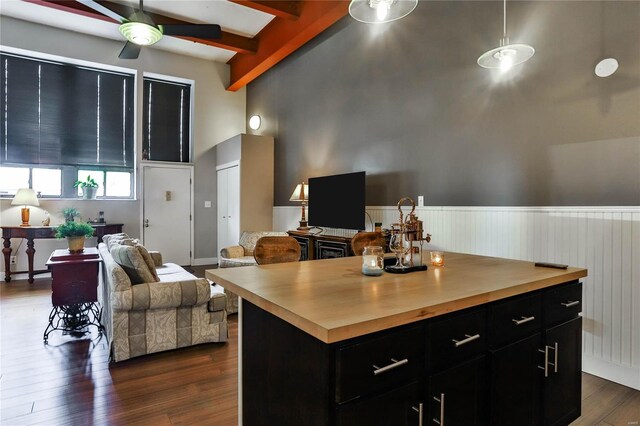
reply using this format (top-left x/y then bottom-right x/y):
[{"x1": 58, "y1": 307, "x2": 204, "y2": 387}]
[
  {"x1": 427, "y1": 356, "x2": 487, "y2": 426},
  {"x1": 315, "y1": 240, "x2": 349, "y2": 259},
  {"x1": 543, "y1": 317, "x2": 582, "y2": 426},
  {"x1": 336, "y1": 381, "x2": 423, "y2": 426},
  {"x1": 489, "y1": 333, "x2": 541, "y2": 425},
  {"x1": 291, "y1": 235, "x2": 311, "y2": 261}
]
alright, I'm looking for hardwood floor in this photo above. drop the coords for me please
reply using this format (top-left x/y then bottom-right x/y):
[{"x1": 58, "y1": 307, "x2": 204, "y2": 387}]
[{"x1": 1, "y1": 270, "x2": 638, "y2": 425}]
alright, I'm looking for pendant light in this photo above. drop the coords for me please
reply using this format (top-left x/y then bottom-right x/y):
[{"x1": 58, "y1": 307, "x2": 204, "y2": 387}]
[
  {"x1": 349, "y1": 0, "x2": 418, "y2": 24},
  {"x1": 477, "y1": 0, "x2": 535, "y2": 71}
]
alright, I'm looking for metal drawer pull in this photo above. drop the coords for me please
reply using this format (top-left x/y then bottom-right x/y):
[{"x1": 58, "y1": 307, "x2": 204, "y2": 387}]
[
  {"x1": 452, "y1": 334, "x2": 480, "y2": 347},
  {"x1": 432, "y1": 393, "x2": 445, "y2": 425},
  {"x1": 512, "y1": 316, "x2": 535, "y2": 325},
  {"x1": 411, "y1": 403, "x2": 424, "y2": 426},
  {"x1": 561, "y1": 300, "x2": 580, "y2": 308},
  {"x1": 551, "y1": 342, "x2": 558, "y2": 373},
  {"x1": 372, "y1": 358, "x2": 408, "y2": 375}
]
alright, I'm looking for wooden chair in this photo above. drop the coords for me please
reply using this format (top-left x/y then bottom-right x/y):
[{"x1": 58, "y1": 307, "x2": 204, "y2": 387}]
[
  {"x1": 253, "y1": 236, "x2": 302, "y2": 265},
  {"x1": 351, "y1": 231, "x2": 386, "y2": 256}
]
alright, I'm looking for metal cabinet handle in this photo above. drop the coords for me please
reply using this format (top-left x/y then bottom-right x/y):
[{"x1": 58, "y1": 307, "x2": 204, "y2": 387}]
[
  {"x1": 561, "y1": 300, "x2": 580, "y2": 308},
  {"x1": 411, "y1": 403, "x2": 424, "y2": 426},
  {"x1": 538, "y1": 344, "x2": 557, "y2": 377},
  {"x1": 372, "y1": 358, "x2": 408, "y2": 375},
  {"x1": 452, "y1": 334, "x2": 480, "y2": 347},
  {"x1": 432, "y1": 393, "x2": 445, "y2": 425},
  {"x1": 512, "y1": 316, "x2": 535, "y2": 325}
]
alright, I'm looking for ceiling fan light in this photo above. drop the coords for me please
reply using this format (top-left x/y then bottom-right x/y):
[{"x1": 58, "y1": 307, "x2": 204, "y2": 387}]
[
  {"x1": 349, "y1": 0, "x2": 418, "y2": 24},
  {"x1": 477, "y1": 43, "x2": 535, "y2": 69},
  {"x1": 119, "y1": 22, "x2": 163, "y2": 46}
]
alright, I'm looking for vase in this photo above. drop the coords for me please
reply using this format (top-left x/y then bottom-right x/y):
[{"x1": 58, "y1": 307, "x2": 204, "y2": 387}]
[
  {"x1": 82, "y1": 187, "x2": 98, "y2": 200},
  {"x1": 67, "y1": 236, "x2": 85, "y2": 254}
]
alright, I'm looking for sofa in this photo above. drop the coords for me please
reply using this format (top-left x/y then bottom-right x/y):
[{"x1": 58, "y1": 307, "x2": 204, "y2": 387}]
[
  {"x1": 218, "y1": 231, "x2": 288, "y2": 313},
  {"x1": 98, "y1": 234, "x2": 228, "y2": 362}
]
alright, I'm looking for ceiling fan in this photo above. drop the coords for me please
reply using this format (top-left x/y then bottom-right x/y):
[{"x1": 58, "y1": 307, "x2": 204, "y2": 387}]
[{"x1": 78, "y1": 0, "x2": 222, "y2": 59}]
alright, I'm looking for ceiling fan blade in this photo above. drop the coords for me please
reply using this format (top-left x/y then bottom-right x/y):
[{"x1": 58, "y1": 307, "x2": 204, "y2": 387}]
[
  {"x1": 76, "y1": 0, "x2": 127, "y2": 22},
  {"x1": 162, "y1": 24, "x2": 222, "y2": 39},
  {"x1": 118, "y1": 42, "x2": 142, "y2": 59}
]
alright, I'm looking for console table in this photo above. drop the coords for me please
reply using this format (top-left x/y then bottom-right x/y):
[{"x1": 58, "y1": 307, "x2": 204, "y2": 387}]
[
  {"x1": 287, "y1": 230, "x2": 390, "y2": 261},
  {"x1": 44, "y1": 247, "x2": 103, "y2": 343},
  {"x1": 1, "y1": 223, "x2": 123, "y2": 283}
]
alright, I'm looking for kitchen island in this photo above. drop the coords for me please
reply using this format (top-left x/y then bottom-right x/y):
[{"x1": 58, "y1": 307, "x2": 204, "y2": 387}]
[{"x1": 207, "y1": 252, "x2": 587, "y2": 425}]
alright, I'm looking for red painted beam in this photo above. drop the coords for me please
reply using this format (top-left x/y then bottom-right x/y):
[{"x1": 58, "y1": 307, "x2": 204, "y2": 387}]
[{"x1": 226, "y1": 0, "x2": 349, "y2": 92}]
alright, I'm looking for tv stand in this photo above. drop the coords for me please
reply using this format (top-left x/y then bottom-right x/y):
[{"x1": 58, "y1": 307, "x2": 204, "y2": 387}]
[{"x1": 287, "y1": 230, "x2": 354, "y2": 260}]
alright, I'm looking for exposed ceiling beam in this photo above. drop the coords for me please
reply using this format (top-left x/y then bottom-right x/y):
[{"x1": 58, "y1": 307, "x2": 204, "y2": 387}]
[
  {"x1": 27, "y1": 0, "x2": 258, "y2": 54},
  {"x1": 227, "y1": 0, "x2": 349, "y2": 92},
  {"x1": 229, "y1": 1, "x2": 301, "y2": 21}
]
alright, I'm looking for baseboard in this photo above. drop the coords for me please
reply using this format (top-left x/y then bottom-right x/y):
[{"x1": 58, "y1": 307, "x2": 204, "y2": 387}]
[
  {"x1": 583, "y1": 355, "x2": 640, "y2": 390},
  {"x1": 192, "y1": 257, "x2": 217, "y2": 266}
]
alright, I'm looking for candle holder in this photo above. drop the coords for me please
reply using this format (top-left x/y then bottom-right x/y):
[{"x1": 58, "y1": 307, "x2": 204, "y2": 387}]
[
  {"x1": 362, "y1": 246, "x2": 384, "y2": 276},
  {"x1": 430, "y1": 251, "x2": 445, "y2": 267}
]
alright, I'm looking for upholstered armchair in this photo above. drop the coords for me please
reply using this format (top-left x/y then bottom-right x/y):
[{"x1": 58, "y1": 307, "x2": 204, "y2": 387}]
[{"x1": 218, "y1": 231, "x2": 288, "y2": 313}]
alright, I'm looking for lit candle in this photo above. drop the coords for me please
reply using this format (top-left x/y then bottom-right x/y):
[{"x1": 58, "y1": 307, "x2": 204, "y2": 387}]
[
  {"x1": 362, "y1": 247, "x2": 384, "y2": 276},
  {"x1": 430, "y1": 251, "x2": 445, "y2": 267}
]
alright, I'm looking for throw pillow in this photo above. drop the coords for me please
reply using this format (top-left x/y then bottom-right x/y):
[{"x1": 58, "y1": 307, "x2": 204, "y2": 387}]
[
  {"x1": 136, "y1": 243, "x2": 160, "y2": 282},
  {"x1": 110, "y1": 244, "x2": 156, "y2": 284},
  {"x1": 102, "y1": 233, "x2": 129, "y2": 247}
]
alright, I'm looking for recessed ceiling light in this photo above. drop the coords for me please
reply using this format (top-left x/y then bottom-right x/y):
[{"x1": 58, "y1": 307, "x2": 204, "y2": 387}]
[{"x1": 595, "y1": 58, "x2": 619, "y2": 78}]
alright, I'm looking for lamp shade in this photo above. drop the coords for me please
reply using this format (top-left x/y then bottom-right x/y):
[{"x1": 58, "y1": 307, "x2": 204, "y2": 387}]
[
  {"x1": 289, "y1": 183, "x2": 308, "y2": 202},
  {"x1": 11, "y1": 188, "x2": 39, "y2": 207},
  {"x1": 349, "y1": 0, "x2": 418, "y2": 24}
]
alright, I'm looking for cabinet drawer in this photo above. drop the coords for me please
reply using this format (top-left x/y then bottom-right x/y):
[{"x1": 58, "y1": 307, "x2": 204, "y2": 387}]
[
  {"x1": 427, "y1": 308, "x2": 486, "y2": 372},
  {"x1": 336, "y1": 326, "x2": 424, "y2": 404},
  {"x1": 544, "y1": 281, "x2": 582, "y2": 327},
  {"x1": 488, "y1": 293, "x2": 542, "y2": 348}
]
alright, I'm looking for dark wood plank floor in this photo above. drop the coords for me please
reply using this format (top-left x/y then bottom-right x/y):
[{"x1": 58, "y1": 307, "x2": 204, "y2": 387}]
[{"x1": 1, "y1": 270, "x2": 638, "y2": 425}]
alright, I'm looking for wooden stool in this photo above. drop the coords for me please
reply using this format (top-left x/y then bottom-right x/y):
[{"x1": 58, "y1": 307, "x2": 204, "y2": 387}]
[
  {"x1": 351, "y1": 231, "x2": 386, "y2": 256},
  {"x1": 254, "y1": 236, "x2": 301, "y2": 265}
]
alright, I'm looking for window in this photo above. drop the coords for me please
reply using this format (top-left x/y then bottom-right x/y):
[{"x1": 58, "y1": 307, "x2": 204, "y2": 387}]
[
  {"x1": 143, "y1": 77, "x2": 191, "y2": 163},
  {"x1": 0, "y1": 53, "x2": 134, "y2": 198}
]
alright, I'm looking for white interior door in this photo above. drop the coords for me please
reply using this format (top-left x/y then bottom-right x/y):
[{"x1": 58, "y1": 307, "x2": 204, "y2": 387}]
[
  {"x1": 217, "y1": 165, "x2": 240, "y2": 254},
  {"x1": 143, "y1": 166, "x2": 192, "y2": 265}
]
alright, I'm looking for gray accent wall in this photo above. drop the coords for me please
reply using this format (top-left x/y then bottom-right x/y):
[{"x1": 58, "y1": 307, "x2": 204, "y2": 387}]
[{"x1": 247, "y1": 1, "x2": 640, "y2": 206}]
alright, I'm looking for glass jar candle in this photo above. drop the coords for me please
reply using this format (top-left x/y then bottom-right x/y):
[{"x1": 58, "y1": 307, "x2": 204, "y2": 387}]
[
  {"x1": 362, "y1": 246, "x2": 384, "y2": 276},
  {"x1": 430, "y1": 251, "x2": 445, "y2": 267}
]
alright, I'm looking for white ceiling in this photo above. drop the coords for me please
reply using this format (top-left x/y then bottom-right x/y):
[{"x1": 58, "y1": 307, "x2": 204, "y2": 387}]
[{"x1": 0, "y1": 0, "x2": 276, "y2": 62}]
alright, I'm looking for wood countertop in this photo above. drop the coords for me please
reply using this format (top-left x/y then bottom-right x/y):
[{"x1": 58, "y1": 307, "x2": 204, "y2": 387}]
[{"x1": 206, "y1": 252, "x2": 587, "y2": 344}]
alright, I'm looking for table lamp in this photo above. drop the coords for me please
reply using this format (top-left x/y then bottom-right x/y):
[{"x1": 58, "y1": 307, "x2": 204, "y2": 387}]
[
  {"x1": 289, "y1": 182, "x2": 309, "y2": 230},
  {"x1": 11, "y1": 188, "x2": 40, "y2": 227}
]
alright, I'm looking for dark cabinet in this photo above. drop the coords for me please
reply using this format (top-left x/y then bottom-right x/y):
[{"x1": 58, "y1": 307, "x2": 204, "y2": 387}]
[
  {"x1": 287, "y1": 230, "x2": 353, "y2": 260},
  {"x1": 428, "y1": 356, "x2": 488, "y2": 426},
  {"x1": 542, "y1": 317, "x2": 582, "y2": 426},
  {"x1": 242, "y1": 280, "x2": 582, "y2": 426},
  {"x1": 490, "y1": 333, "x2": 542, "y2": 425},
  {"x1": 336, "y1": 381, "x2": 423, "y2": 426},
  {"x1": 316, "y1": 239, "x2": 350, "y2": 259}
]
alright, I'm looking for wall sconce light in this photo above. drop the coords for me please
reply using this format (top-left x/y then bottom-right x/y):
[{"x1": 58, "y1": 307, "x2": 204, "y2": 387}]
[
  {"x1": 249, "y1": 115, "x2": 261, "y2": 130},
  {"x1": 595, "y1": 58, "x2": 619, "y2": 77}
]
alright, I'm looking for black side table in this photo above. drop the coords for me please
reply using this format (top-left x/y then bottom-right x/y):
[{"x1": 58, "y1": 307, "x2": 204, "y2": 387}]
[{"x1": 44, "y1": 247, "x2": 103, "y2": 343}]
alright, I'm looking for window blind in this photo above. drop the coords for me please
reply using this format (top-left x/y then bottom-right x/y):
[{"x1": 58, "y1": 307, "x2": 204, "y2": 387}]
[
  {"x1": 143, "y1": 78, "x2": 191, "y2": 163},
  {"x1": 0, "y1": 54, "x2": 134, "y2": 169}
]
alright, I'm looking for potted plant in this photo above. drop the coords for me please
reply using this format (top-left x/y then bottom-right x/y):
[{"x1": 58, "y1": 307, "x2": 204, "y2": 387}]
[
  {"x1": 55, "y1": 221, "x2": 95, "y2": 253},
  {"x1": 74, "y1": 175, "x2": 99, "y2": 200},
  {"x1": 61, "y1": 207, "x2": 81, "y2": 223}
]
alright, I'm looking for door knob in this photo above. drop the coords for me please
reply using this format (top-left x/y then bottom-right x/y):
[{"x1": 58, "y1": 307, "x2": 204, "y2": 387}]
[{"x1": 144, "y1": 219, "x2": 149, "y2": 228}]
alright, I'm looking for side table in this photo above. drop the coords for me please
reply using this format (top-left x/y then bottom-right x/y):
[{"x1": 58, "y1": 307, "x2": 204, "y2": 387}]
[{"x1": 44, "y1": 247, "x2": 103, "y2": 343}]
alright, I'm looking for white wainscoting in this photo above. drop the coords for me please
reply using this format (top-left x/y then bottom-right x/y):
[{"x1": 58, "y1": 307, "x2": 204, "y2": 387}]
[{"x1": 273, "y1": 205, "x2": 640, "y2": 390}]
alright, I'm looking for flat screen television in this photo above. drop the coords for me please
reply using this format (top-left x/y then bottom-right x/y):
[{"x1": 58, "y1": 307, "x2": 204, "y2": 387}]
[{"x1": 308, "y1": 171, "x2": 365, "y2": 230}]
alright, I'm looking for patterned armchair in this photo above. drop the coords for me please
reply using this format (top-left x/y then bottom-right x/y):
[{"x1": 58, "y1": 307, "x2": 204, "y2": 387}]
[{"x1": 218, "y1": 231, "x2": 287, "y2": 313}]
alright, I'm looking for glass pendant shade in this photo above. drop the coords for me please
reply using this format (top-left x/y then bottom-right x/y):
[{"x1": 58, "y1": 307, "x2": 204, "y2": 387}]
[
  {"x1": 477, "y1": 0, "x2": 534, "y2": 70},
  {"x1": 119, "y1": 21, "x2": 163, "y2": 46},
  {"x1": 477, "y1": 40, "x2": 535, "y2": 70},
  {"x1": 349, "y1": 0, "x2": 418, "y2": 24}
]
